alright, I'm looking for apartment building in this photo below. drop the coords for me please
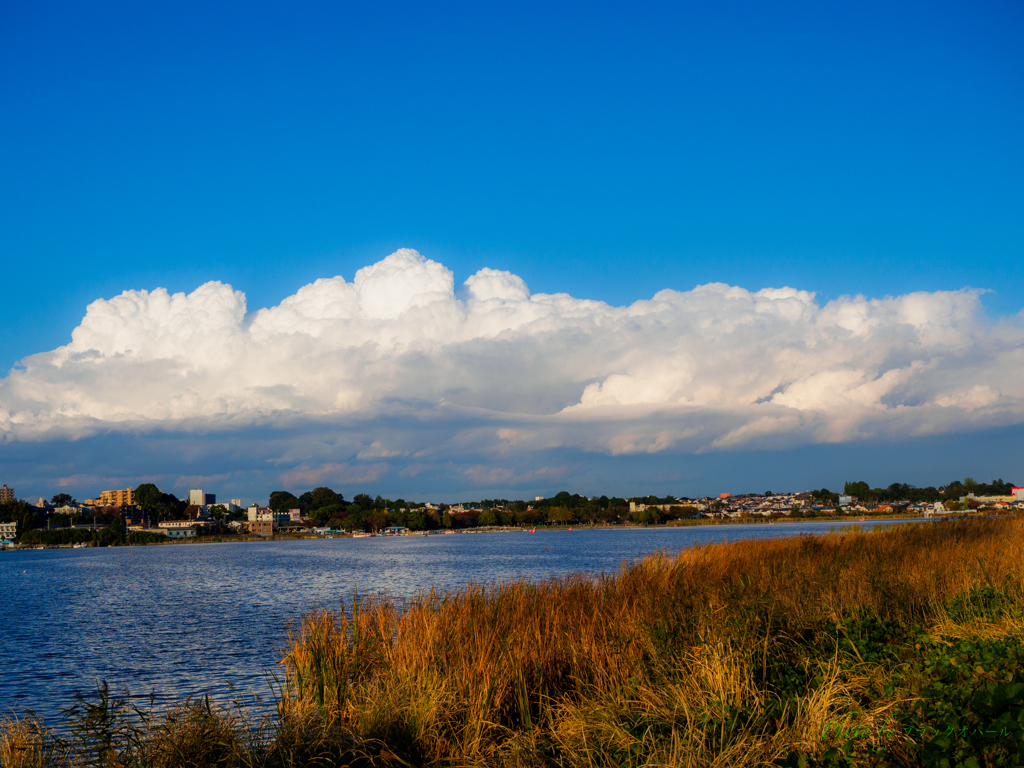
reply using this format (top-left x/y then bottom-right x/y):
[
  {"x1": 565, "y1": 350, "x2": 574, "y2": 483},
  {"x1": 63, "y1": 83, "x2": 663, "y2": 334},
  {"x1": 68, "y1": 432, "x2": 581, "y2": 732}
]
[
  {"x1": 0, "y1": 484, "x2": 14, "y2": 503},
  {"x1": 247, "y1": 505, "x2": 291, "y2": 524},
  {"x1": 250, "y1": 519, "x2": 274, "y2": 536},
  {"x1": 99, "y1": 488, "x2": 134, "y2": 506},
  {"x1": 0, "y1": 521, "x2": 16, "y2": 540}
]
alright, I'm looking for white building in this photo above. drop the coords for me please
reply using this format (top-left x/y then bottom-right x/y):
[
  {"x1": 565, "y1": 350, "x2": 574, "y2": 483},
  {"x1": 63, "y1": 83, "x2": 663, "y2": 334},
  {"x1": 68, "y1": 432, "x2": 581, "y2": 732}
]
[
  {"x1": 158, "y1": 520, "x2": 211, "y2": 530},
  {"x1": 247, "y1": 505, "x2": 288, "y2": 523},
  {"x1": 0, "y1": 521, "x2": 16, "y2": 541},
  {"x1": 629, "y1": 501, "x2": 682, "y2": 512},
  {"x1": 925, "y1": 502, "x2": 954, "y2": 516},
  {"x1": 189, "y1": 489, "x2": 216, "y2": 506}
]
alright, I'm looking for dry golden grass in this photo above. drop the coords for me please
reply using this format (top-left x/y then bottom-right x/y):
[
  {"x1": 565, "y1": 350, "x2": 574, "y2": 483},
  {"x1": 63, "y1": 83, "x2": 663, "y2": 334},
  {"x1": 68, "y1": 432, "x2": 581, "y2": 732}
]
[
  {"x1": 277, "y1": 516, "x2": 1024, "y2": 766},
  {"x1": 0, "y1": 716, "x2": 55, "y2": 768}
]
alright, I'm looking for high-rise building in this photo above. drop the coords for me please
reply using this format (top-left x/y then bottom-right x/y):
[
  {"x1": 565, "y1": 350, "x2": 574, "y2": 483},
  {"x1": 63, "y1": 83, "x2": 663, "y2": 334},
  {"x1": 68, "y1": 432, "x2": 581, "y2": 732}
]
[
  {"x1": 189, "y1": 489, "x2": 215, "y2": 506},
  {"x1": 99, "y1": 488, "x2": 134, "y2": 506},
  {"x1": 0, "y1": 485, "x2": 14, "y2": 503}
]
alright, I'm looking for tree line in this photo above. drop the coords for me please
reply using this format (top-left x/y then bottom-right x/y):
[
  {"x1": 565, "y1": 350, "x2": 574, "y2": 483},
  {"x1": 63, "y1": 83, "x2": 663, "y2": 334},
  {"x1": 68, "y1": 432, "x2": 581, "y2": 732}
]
[
  {"x1": 842, "y1": 477, "x2": 1016, "y2": 505},
  {"x1": 2, "y1": 475, "x2": 1018, "y2": 542},
  {"x1": 257, "y1": 487, "x2": 703, "y2": 531}
]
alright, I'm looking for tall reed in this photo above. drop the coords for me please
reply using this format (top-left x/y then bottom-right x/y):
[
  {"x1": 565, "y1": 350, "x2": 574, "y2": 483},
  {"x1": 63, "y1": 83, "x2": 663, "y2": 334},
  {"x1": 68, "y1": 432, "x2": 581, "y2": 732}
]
[{"x1": 279, "y1": 517, "x2": 1024, "y2": 766}]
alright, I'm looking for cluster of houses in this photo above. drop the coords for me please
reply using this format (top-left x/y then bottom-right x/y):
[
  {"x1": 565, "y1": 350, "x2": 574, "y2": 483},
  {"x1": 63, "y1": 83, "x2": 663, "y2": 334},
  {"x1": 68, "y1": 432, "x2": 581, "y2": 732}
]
[
  {"x1": 652, "y1": 487, "x2": 1024, "y2": 519},
  {"x1": 629, "y1": 492, "x2": 836, "y2": 518},
  {"x1": 0, "y1": 482, "x2": 426, "y2": 543},
  {"x1": 132, "y1": 495, "x2": 291, "y2": 538},
  {"x1": 0, "y1": 486, "x2": 245, "y2": 544},
  {"x1": 141, "y1": 505, "x2": 406, "y2": 538}
]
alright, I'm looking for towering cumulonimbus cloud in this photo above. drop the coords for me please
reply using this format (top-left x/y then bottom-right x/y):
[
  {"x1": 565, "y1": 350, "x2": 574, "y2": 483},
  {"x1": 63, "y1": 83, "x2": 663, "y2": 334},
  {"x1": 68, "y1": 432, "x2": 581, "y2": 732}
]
[{"x1": 1, "y1": 248, "x2": 1022, "y2": 461}]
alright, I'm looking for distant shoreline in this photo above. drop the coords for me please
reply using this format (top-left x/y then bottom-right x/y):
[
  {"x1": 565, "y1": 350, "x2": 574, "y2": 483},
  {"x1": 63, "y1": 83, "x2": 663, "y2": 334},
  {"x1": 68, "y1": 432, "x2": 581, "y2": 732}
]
[{"x1": 2, "y1": 513, "x2": 947, "y2": 551}]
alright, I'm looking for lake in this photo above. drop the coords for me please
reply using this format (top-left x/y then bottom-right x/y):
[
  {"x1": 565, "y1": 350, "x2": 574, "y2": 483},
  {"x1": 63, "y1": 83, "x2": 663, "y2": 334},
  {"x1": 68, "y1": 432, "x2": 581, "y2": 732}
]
[{"x1": 0, "y1": 519, "x2": 925, "y2": 721}]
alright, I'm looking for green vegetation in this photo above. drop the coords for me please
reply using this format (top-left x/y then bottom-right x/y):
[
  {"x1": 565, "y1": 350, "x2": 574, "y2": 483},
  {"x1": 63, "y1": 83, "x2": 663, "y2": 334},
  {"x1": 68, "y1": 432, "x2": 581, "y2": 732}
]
[
  {"x1": 268, "y1": 491, "x2": 303, "y2": 513},
  {"x1": 19, "y1": 526, "x2": 125, "y2": 548},
  {"x1": 0, "y1": 499, "x2": 38, "y2": 536},
  {"x1": 133, "y1": 484, "x2": 187, "y2": 522},
  {"x1": 843, "y1": 477, "x2": 1015, "y2": 505},
  {"x1": 260, "y1": 487, "x2": 696, "y2": 532},
  {"x1": 4, "y1": 517, "x2": 1024, "y2": 766}
]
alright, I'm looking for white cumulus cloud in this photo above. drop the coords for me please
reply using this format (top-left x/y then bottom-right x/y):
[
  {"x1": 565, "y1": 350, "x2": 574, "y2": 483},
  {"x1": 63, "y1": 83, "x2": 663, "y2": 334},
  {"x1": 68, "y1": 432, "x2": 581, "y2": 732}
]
[{"x1": 2, "y1": 248, "x2": 1023, "y2": 472}]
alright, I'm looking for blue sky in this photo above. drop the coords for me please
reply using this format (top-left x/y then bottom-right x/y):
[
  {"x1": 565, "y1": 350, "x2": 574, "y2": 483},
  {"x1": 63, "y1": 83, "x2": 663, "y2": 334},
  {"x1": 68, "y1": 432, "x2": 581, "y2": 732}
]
[{"x1": 1, "y1": 0, "x2": 1022, "y2": 503}]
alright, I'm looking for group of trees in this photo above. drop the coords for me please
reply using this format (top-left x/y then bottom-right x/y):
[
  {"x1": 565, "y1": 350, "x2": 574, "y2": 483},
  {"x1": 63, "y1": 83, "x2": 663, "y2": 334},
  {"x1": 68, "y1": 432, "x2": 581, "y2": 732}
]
[
  {"x1": 20, "y1": 526, "x2": 178, "y2": 548},
  {"x1": 810, "y1": 489, "x2": 841, "y2": 505},
  {"x1": 0, "y1": 498, "x2": 43, "y2": 533},
  {"x1": 253, "y1": 486, "x2": 708, "y2": 532},
  {"x1": 20, "y1": 526, "x2": 126, "y2": 547},
  {"x1": 941, "y1": 478, "x2": 1015, "y2": 497},
  {"x1": 2, "y1": 483, "x2": 197, "y2": 544},
  {"x1": 842, "y1": 478, "x2": 1016, "y2": 505},
  {"x1": 205, "y1": 504, "x2": 243, "y2": 522},
  {"x1": 313, "y1": 492, "x2": 437, "y2": 532},
  {"x1": 0, "y1": 497, "x2": 127, "y2": 544},
  {"x1": 259, "y1": 488, "x2": 448, "y2": 531},
  {"x1": 133, "y1": 484, "x2": 188, "y2": 521}
]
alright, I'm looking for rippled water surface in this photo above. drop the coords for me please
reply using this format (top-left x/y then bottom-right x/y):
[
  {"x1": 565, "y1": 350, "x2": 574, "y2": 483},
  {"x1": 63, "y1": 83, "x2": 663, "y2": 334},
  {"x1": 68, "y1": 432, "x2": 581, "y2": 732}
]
[{"x1": 1, "y1": 519, "x2": 925, "y2": 720}]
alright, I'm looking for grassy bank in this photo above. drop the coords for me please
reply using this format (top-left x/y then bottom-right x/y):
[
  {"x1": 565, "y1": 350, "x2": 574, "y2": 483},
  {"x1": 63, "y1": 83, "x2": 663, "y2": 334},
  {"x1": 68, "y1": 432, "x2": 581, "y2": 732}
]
[{"x1": 4, "y1": 518, "x2": 1023, "y2": 767}]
